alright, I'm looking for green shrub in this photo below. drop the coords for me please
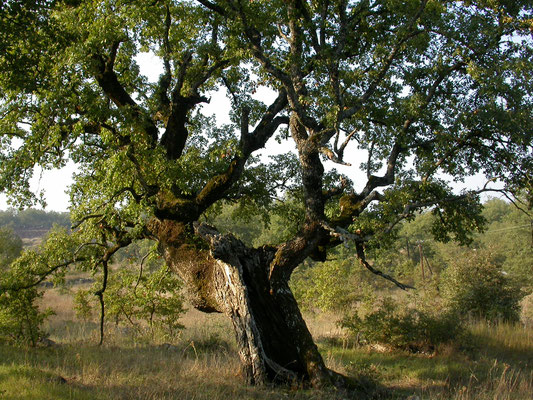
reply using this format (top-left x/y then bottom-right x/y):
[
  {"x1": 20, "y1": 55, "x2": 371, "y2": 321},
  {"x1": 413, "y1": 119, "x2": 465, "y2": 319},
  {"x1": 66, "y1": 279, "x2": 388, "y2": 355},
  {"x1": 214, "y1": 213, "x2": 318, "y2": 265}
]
[
  {"x1": 340, "y1": 296, "x2": 462, "y2": 353},
  {"x1": 291, "y1": 256, "x2": 359, "y2": 312},
  {"x1": 440, "y1": 250, "x2": 523, "y2": 322},
  {"x1": 0, "y1": 231, "x2": 54, "y2": 346},
  {"x1": 73, "y1": 289, "x2": 94, "y2": 322},
  {"x1": 0, "y1": 227, "x2": 23, "y2": 267},
  {"x1": 0, "y1": 286, "x2": 54, "y2": 346}
]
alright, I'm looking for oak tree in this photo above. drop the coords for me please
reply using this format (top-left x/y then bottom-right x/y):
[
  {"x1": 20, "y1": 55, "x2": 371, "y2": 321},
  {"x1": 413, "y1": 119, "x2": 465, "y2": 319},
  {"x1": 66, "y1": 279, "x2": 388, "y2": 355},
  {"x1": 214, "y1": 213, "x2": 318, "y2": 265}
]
[{"x1": 1, "y1": 0, "x2": 532, "y2": 387}]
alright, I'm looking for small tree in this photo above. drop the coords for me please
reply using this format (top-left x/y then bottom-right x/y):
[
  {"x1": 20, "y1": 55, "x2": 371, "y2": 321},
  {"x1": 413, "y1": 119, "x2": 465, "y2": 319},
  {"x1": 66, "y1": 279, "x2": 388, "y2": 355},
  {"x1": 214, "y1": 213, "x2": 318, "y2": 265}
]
[
  {"x1": 440, "y1": 250, "x2": 522, "y2": 322},
  {"x1": 0, "y1": 285, "x2": 53, "y2": 346},
  {"x1": 0, "y1": 227, "x2": 81, "y2": 345},
  {"x1": 101, "y1": 264, "x2": 185, "y2": 341},
  {"x1": 0, "y1": 227, "x2": 51, "y2": 345}
]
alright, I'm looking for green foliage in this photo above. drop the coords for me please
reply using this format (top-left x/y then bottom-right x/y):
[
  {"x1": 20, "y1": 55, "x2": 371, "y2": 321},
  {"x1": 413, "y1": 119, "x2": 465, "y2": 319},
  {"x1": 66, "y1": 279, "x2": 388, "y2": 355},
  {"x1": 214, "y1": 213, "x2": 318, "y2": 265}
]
[
  {"x1": 440, "y1": 250, "x2": 523, "y2": 322},
  {"x1": 108, "y1": 265, "x2": 185, "y2": 340},
  {"x1": 0, "y1": 226, "x2": 22, "y2": 268},
  {"x1": 73, "y1": 289, "x2": 93, "y2": 322},
  {"x1": 0, "y1": 286, "x2": 53, "y2": 346},
  {"x1": 253, "y1": 194, "x2": 306, "y2": 246},
  {"x1": 290, "y1": 199, "x2": 530, "y2": 329},
  {"x1": 78, "y1": 263, "x2": 186, "y2": 341},
  {"x1": 7, "y1": 226, "x2": 82, "y2": 286},
  {"x1": 0, "y1": 227, "x2": 55, "y2": 345},
  {"x1": 379, "y1": 199, "x2": 532, "y2": 289},
  {"x1": 291, "y1": 251, "x2": 359, "y2": 312},
  {"x1": 113, "y1": 239, "x2": 164, "y2": 270},
  {"x1": 397, "y1": 212, "x2": 443, "y2": 271},
  {"x1": 340, "y1": 296, "x2": 463, "y2": 353},
  {"x1": 479, "y1": 199, "x2": 533, "y2": 286},
  {"x1": 0, "y1": 226, "x2": 85, "y2": 346},
  {"x1": 0, "y1": 228, "x2": 49, "y2": 345},
  {"x1": 482, "y1": 198, "x2": 512, "y2": 224},
  {"x1": 206, "y1": 202, "x2": 264, "y2": 247}
]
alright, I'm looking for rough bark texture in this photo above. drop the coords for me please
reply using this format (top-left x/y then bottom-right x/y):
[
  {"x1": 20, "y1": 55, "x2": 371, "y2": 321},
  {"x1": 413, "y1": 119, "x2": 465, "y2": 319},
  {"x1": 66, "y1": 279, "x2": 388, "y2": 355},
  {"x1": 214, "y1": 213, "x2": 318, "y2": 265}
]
[{"x1": 150, "y1": 218, "x2": 340, "y2": 387}]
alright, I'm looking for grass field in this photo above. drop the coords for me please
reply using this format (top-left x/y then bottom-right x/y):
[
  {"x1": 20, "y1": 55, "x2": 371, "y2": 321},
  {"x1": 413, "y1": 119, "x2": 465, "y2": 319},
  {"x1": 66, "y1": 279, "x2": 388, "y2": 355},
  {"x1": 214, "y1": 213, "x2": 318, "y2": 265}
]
[{"x1": 0, "y1": 288, "x2": 531, "y2": 399}]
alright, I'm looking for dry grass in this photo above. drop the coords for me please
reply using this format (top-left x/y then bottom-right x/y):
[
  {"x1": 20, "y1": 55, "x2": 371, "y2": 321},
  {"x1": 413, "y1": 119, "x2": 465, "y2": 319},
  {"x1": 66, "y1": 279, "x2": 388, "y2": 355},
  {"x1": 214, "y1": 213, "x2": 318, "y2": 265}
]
[
  {"x1": 1, "y1": 287, "x2": 532, "y2": 399},
  {"x1": 520, "y1": 292, "x2": 533, "y2": 328},
  {"x1": 470, "y1": 320, "x2": 532, "y2": 351}
]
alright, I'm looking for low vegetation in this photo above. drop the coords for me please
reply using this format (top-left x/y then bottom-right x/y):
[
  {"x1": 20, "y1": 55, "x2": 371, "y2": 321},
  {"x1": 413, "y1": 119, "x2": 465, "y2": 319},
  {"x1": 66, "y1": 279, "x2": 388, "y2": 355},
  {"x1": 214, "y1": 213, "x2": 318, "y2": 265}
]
[
  {"x1": 340, "y1": 296, "x2": 464, "y2": 353},
  {"x1": 0, "y1": 289, "x2": 531, "y2": 399}
]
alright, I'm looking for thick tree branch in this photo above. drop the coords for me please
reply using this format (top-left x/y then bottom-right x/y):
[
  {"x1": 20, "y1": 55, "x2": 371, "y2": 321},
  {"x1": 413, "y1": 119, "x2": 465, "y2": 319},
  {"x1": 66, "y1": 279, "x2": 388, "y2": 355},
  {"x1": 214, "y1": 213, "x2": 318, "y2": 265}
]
[
  {"x1": 319, "y1": 146, "x2": 351, "y2": 166},
  {"x1": 360, "y1": 142, "x2": 403, "y2": 198},
  {"x1": 335, "y1": 127, "x2": 358, "y2": 162},
  {"x1": 269, "y1": 223, "x2": 327, "y2": 284},
  {"x1": 173, "y1": 51, "x2": 193, "y2": 99},
  {"x1": 157, "y1": 4, "x2": 173, "y2": 111},
  {"x1": 294, "y1": 0, "x2": 321, "y2": 55},
  {"x1": 192, "y1": 59, "x2": 231, "y2": 93},
  {"x1": 161, "y1": 48, "x2": 227, "y2": 160},
  {"x1": 193, "y1": 91, "x2": 288, "y2": 212},
  {"x1": 92, "y1": 46, "x2": 159, "y2": 145},
  {"x1": 195, "y1": 0, "x2": 227, "y2": 16}
]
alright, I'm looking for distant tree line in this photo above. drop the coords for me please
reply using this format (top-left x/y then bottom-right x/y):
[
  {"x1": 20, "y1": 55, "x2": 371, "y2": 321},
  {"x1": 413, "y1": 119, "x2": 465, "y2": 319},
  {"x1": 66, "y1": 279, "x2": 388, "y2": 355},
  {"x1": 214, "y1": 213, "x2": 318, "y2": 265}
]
[{"x1": 0, "y1": 209, "x2": 70, "y2": 238}]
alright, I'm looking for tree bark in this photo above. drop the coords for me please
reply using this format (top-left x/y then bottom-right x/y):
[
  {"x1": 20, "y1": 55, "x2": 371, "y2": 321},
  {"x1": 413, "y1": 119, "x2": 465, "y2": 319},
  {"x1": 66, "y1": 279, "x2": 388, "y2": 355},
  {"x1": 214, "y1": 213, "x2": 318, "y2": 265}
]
[{"x1": 150, "y1": 218, "x2": 341, "y2": 387}]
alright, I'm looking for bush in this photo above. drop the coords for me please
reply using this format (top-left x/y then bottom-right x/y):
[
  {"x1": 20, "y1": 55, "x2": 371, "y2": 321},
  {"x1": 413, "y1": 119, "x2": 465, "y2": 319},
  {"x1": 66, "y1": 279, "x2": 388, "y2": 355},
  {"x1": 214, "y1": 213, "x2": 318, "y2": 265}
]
[
  {"x1": 0, "y1": 287, "x2": 54, "y2": 346},
  {"x1": 440, "y1": 250, "x2": 523, "y2": 322},
  {"x1": 340, "y1": 296, "x2": 462, "y2": 353},
  {"x1": 0, "y1": 231, "x2": 54, "y2": 346},
  {"x1": 291, "y1": 256, "x2": 359, "y2": 312},
  {"x1": 73, "y1": 289, "x2": 94, "y2": 322},
  {"x1": 0, "y1": 227, "x2": 23, "y2": 267}
]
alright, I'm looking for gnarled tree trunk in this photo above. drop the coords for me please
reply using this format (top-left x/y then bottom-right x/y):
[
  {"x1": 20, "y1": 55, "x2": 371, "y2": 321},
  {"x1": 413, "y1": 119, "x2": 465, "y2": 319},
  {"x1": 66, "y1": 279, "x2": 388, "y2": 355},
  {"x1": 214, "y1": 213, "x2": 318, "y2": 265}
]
[{"x1": 150, "y1": 218, "x2": 341, "y2": 387}]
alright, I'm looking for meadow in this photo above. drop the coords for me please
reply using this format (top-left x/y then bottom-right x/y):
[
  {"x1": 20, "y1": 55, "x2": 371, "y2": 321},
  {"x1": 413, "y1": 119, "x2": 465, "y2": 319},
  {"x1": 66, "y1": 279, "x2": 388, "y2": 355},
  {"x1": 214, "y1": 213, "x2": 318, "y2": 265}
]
[{"x1": 0, "y1": 286, "x2": 531, "y2": 400}]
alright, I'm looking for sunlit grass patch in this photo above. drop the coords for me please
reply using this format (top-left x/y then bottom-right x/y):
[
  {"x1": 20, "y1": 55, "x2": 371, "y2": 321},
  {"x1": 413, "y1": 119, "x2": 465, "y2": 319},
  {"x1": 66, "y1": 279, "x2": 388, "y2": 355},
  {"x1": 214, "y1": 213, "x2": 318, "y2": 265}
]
[
  {"x1": 0, "y1": 362, "x2": 98, "y2": 400},
  {"x1": 317, "y1": 317, "x2": 533, "y2": 400},
  {"x1": 469, "y1": 320, "x2": 533, "y2": 364},
  {"x1": 0, "y1": 342, "x2": 354, "y2": 400}
]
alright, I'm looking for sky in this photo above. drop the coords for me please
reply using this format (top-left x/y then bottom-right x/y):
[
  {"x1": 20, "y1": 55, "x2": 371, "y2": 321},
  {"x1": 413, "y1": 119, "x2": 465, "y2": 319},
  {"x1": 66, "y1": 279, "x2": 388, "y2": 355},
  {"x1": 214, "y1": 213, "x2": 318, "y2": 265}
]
[{"x1": 0, "y1": 53, "x2": 500, "y2": 212}]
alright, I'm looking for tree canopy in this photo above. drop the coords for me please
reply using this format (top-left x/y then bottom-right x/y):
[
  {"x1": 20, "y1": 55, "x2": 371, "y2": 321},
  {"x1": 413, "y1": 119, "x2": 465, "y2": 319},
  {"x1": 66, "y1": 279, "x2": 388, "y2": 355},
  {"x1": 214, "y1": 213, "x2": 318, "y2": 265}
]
[{"x1": 1, "y1": 0, "x2": 532, "y2": 388}]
